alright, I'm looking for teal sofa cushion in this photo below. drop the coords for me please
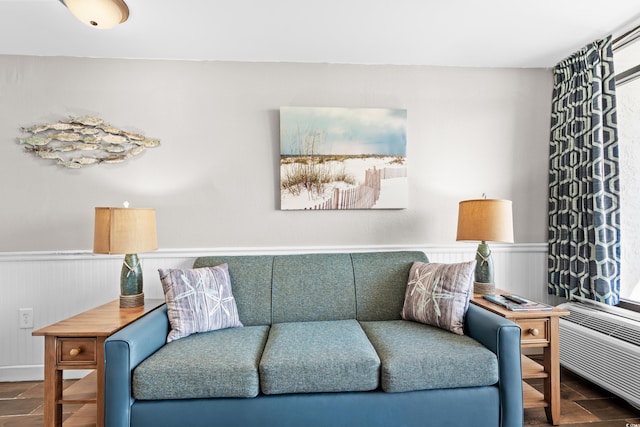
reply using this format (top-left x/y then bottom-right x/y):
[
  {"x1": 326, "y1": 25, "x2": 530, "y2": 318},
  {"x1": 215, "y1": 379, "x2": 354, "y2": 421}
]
[
  {"x1": 132, "y1": 325, "x2": 269, "y2": 399},
  {"x1": 271, "y1": 253, "x2": 356, "y2": 323},
  {"x1": 352, "y1": 251, "x2": 428, "y2": 321},
  {"x1": 259, "y1": 320, "x2": 380, "y2": 395},
  {"x1": 193, "y1": 255, "x2": 273, "y2": 326},
  {"x1": 360, "y1": 320, "x2": 499, "y2": 393}
]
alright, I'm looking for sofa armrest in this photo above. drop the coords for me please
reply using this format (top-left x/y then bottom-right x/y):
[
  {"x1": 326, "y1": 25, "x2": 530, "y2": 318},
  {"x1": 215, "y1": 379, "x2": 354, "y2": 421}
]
[
  {"x1": 465, "y1": 303, "x2": 523, "y2": 427},
  {"x1": 104, "y1": 305, "x2": 169, "y2": 427}
]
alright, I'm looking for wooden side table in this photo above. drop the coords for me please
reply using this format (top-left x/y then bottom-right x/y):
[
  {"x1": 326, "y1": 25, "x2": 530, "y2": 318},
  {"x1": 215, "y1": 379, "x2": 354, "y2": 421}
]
[
  {"x1": 33, "y1": 299, "x2": 165, "y2": 427},
  {"x1": 471, "y1": 290, "x2": 569, "y2": 426}
]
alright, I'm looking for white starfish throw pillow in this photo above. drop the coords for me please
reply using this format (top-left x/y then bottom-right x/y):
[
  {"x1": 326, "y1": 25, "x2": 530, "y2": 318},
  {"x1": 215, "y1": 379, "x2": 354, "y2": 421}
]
[
  {"x1": 159, "y1": 264, "x2": 243, "y2": 342},
  {"x1": 401, "y1": 261, "x2": 475, "y2": 335}
]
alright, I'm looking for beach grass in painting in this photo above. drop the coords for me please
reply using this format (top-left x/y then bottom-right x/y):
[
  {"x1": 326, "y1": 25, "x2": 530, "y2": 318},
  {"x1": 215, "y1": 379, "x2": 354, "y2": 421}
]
[{"x1": 280, "y1": 107, "x2": 407, "y2": 210}]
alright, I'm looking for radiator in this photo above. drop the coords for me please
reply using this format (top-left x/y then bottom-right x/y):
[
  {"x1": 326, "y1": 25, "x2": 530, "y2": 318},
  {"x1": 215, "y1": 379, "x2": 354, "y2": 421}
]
[{"x1": 558, "y1": 299, "x2": 640, "y2": 410}]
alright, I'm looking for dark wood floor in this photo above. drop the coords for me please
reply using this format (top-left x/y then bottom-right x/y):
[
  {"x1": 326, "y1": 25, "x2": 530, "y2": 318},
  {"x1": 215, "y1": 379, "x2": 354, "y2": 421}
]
[
  {"x1": 525, "y1": 366, "x2": 640, "y2": 426},
  {"x1": 1, "y1": 367, "x2": 639, "y2": 426}
]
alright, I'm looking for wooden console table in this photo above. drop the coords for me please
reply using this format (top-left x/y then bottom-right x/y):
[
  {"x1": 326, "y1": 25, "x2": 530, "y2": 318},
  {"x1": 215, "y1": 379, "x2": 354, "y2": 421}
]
[
  {"x1": 471, "y1": 291, "x2": 569, "y2": 425},
  {"x1": 33, "y1": 299, "x2": 165, "y2": 427}
]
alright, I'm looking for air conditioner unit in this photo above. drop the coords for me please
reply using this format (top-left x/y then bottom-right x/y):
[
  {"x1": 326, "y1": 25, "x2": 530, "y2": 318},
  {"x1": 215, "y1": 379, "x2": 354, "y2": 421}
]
[{"x1": 558, "y1": 298, "x2": 640, "y2": 410}]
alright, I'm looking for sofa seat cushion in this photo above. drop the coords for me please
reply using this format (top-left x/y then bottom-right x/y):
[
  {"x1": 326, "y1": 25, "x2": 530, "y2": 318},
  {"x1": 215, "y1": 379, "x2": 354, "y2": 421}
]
[
  {"x1": 360, "y1": 320, "x2": 499, "y2": 393},
  {"x1": 259, "y1": 320, "x2": 380, "y2": 395},
  {"x1": 132, "y1": 325, "x2": 269, "y2": 400}
]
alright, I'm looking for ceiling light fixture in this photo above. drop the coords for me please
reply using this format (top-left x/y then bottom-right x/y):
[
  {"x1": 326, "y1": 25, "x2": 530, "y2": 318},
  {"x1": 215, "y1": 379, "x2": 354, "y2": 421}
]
[{"x1": 59, "y1": 0, "x2": 129, "y2": 29}]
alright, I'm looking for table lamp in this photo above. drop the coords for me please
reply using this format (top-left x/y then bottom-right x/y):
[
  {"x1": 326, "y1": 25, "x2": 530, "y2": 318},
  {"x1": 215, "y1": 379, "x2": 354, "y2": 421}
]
[
  {"x1": 93, "y1": 205, "x2": 157, "y2": 308},
  {"x1": 456, "y1": 198, "x2": 514, "y2": 295}
]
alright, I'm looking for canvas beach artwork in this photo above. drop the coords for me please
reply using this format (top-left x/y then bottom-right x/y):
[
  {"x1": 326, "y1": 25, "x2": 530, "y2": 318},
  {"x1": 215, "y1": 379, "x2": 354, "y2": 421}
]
[{"x1": 280, "y1": 106, "x2": 408, "y2": 210}]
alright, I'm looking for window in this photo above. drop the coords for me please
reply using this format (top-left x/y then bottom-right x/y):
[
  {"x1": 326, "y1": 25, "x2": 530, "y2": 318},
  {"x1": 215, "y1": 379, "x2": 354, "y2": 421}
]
[{"x1": 614, "y1": 31, "x2": 640, "y2": 303}]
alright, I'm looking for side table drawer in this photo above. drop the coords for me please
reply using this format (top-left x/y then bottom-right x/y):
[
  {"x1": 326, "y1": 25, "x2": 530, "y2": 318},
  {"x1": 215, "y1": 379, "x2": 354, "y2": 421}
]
[
  {"x1": 57, "y1": 338, "x2": 97, "y2": 365},
  {"x1": 517, "y1": 319, "x2": 549, "y2": 345}
]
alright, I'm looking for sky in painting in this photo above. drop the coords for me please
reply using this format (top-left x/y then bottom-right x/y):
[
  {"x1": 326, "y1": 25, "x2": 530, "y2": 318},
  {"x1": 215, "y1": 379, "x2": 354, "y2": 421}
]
[{"x1": 280, "y1": 107, "x2": 407, "y2": 156}]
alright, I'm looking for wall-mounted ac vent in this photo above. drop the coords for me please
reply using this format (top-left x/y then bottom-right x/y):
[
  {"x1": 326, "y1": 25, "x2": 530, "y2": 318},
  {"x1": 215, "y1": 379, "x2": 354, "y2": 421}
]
[
  {"x1": 558, "y1": 301, "x2": 640, "y2": 411},
  {"x1": 563, "y1": 308, "x2": 640, "y2": 346}
]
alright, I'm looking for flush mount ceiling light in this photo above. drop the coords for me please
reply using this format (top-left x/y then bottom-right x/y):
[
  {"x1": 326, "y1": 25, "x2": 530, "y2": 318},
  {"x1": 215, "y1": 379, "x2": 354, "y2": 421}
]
[{"x1": 59, "y1": 0, "x2": 129, "y2": 29}]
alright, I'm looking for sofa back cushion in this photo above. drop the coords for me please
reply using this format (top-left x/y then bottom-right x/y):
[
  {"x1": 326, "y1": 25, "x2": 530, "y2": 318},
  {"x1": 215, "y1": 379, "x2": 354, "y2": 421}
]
[
  {"x1": 193, "y1": 251, "x2": 429, "y2": 325},
  {"x1": 193, "y1": 256, "x2": 273, "y2": 326},
  {"x1": 352, "y1": 251, "x2": 429, "y2": 321},
  {"x1": 272, "y1": 253, "x2": 356, "y2": 323}
]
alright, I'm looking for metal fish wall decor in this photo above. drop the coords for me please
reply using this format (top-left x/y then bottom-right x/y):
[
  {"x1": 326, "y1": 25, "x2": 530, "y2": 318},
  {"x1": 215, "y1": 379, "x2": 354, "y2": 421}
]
[{"x1": 18, "y1": 116, "x2": 160, "y2": 168}]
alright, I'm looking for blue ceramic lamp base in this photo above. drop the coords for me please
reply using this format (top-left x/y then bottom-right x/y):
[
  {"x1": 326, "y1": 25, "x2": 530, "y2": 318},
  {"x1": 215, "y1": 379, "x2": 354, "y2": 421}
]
[
  {"x1": 474, "y1": 242, "x2": 496, "y2": 295},
  {"x1": 120, "y1": 253, "x2": 145, "y2": 308}
]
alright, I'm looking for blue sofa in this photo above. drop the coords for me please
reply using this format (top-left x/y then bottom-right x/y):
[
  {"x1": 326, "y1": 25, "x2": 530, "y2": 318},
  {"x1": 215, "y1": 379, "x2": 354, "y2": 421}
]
[{"x1": 104, "y1": 251, "x2": 523, "y2": 427}]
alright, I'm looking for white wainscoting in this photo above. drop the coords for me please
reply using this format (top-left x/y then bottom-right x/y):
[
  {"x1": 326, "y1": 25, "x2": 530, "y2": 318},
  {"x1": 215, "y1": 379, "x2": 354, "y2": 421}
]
[{"x1": 0, "y1": 243, "x2": 551, "y2": 382}]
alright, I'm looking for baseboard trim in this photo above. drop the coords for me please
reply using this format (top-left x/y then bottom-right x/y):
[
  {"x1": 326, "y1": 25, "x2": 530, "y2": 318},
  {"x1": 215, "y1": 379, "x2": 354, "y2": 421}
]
[{"x1": 0, "y1": 365, "x2": 91, "y2": 382}]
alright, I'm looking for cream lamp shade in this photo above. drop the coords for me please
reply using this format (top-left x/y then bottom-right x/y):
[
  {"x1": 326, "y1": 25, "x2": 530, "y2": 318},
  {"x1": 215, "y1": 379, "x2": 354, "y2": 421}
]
[
  {"x1": 456, "y1": 199, "x2": 514, "y2": 295},
  {"x1": 94, "y1": 207, "x2": 157, "y2": 255},
  {"x1": 60, "y1": 0, "x2": 129, "y2": 29},
  {"x1": 94, "y1": 207, "x2": 157, "y2": 307},
  {"x1": 456, "y1": 199, "x2": 514, "y2": 244}
]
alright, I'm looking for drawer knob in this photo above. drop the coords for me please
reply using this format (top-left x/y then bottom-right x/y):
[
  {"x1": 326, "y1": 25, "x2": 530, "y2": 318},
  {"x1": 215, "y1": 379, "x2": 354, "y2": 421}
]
[
  {"x1": 528, "y1": 328, "x2": 540, "y2": 336},
  {"x1": 69, "y1": 348, "x2": 81, "y2": 357}
]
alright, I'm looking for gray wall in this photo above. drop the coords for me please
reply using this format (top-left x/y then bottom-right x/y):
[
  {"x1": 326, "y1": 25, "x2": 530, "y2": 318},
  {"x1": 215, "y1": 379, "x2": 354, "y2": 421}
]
[{"x1": 0, "y1": 56, "x2": 552, "y2": 251}]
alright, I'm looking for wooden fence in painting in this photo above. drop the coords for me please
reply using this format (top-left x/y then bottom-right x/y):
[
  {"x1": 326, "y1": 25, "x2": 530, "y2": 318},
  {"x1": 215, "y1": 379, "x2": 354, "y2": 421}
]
[
  {"x1": 305, "y1": 166, "x2": 406, "y2": 210},
  {"x1": 381, "y1": 167, "x2": 407, "y2": 179}
]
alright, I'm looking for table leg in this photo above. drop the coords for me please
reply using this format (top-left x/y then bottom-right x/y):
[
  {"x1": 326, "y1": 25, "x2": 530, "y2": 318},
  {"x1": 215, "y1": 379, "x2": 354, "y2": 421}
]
[
  {"x1": 544, "y1": 317, "x2": 562, "y2": 425},
  {"x1": 43, "y1": 335, "x2": 63, "y2": 427},
  {"x1": 96, "y1": 337, "x2": 105, "y2": 427}
]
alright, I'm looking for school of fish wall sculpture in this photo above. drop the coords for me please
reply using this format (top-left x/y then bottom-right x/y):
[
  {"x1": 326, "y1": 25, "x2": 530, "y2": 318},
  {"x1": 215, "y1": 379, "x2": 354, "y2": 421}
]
[{"x1": 18, "y1": 116, "x2": 160, "y2": 168}]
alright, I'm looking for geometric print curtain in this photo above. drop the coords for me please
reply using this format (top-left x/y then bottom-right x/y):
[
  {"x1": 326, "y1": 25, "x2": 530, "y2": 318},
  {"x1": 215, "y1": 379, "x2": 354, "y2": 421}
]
[{"x1": 548, "y1": 35, "x2": 621, "y2": 305}]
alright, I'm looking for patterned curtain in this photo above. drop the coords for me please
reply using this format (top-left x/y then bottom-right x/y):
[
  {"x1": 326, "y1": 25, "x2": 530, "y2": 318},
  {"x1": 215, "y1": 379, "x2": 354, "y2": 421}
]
[{"x1": 548, "y1": 36, "x2": 621, "y2": 305}]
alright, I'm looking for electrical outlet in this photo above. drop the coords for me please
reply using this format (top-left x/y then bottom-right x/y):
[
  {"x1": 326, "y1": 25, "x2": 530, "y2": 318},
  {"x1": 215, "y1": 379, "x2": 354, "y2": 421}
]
[{"x1": 19, "y1": 308, "x2": 33, "y2": 329}]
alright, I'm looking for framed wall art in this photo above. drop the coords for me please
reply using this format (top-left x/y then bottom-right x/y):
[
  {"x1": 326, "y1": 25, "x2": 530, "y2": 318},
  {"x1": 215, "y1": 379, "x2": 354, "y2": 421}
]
[{"x1": 280, "y1": 106, "x2": 407, "y2": 210}]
